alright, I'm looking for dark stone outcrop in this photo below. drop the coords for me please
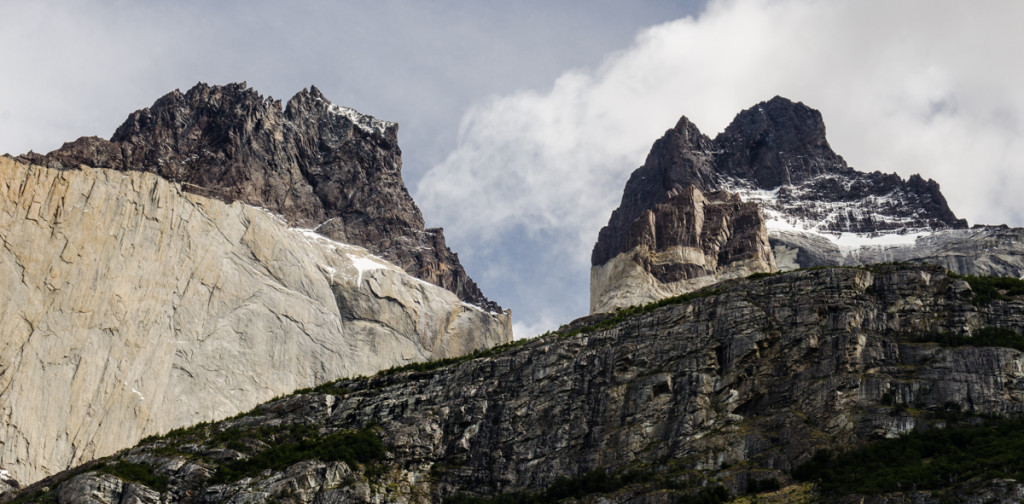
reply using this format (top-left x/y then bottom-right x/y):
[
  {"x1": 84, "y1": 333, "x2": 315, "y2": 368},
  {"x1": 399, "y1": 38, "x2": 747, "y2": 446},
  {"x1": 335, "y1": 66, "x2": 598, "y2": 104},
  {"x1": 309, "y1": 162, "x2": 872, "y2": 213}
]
[
  {"x1": 591, "y1": 116, "x2": 717, "y2": 268},
  {"x1": 17, "y1": 82, "x2": 499, "y2": 311},
  {"x1": 13, "y1": 265, "x2": 1024, "y2": 503},
  {"x1": 589, "y1": 185, "x2": 774, "y2": 313},
  {"x1": 626, "y1": 188, "x2": 769, "y2": 282},
  {"x1": 593, "y1": 96, "x2": 967, "y2": 268},
  {"x1": 713, "y1": 95, "x2": 850, "y2": 187}
]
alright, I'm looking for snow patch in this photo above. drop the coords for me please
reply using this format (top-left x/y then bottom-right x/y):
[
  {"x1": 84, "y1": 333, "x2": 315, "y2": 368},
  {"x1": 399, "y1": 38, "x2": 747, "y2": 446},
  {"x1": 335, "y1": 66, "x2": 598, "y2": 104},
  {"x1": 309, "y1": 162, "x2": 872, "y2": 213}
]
[
  {"x1": 831, "y1": 231, "x2": 926, "y2": 250},
  {"x1": 721, "y1": 175, "x2": 932, "y2": 256},
  {"x1": 0, "y1": 469, "x2": 11, "y2": 481},
  {"x1": 347, "y1": 254, "x2": 389, "y2": 287},
  {"x1": 326, "y1": 103, "x2": 394, "y2": 135},
  {"x1": 457, "y1": 299, "x2": 504, "y2": 316},
  {"x1": 252, "y1": 206, "x2": 288, "y2": 226},
  {"x1": 124, "y1": 381, "x2": 144, "y2": 401},
  {"x1": 292, "y1": 227, "x2": 398, "y2": 287},
  {"x1": 320, "y1": 264, "x2": 337, "y2": 284}
]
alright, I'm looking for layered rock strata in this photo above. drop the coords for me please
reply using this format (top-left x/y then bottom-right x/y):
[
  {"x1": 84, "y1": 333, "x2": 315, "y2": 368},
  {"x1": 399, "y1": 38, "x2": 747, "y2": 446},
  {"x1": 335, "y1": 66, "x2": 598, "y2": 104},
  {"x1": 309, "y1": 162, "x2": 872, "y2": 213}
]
[
  {"x1": 16, "y1": 82, "x2": 500, "y2": 311},
  {"x1": 0, "y1": 156, "x2": 511, "y2": 486},
  {"x1": 13, "y1": 265, "x2": 1024, "y2": 503},
  {"x1": 590, "y1": 185, "x2": 774, "y2": 313}
]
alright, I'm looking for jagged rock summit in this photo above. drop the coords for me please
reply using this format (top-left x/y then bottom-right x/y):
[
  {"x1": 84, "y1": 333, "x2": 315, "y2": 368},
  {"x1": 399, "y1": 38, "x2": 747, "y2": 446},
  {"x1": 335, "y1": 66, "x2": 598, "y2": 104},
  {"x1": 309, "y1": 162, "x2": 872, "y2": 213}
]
[
  {"x1": 0, "y1": 84, "x2": 511, "y2": 488},
  {"x1": 18, "y1": 82, "x2": 499, "y2": 312},
  {"x1": 592, "y1": 96, "x2": 1024, "y2": 313}
]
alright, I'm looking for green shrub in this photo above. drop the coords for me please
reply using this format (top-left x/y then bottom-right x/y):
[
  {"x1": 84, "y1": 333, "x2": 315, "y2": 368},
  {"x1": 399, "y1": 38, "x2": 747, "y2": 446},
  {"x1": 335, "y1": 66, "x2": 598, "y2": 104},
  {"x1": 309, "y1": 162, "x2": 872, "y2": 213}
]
[
  {"x1": 443, "y1": 467, "x2": 656, "y2": 504},
  {"x1": 746, "y1": 477, "x2": 780, "y2": 494},
  {"x1": 908, "y1": 327, "x2": 1024, "y2": 352},
  {"x1": 98, "y1": 460, "x2": 169, "y2": 492},
  {"x1": 676, "y1": 485, "x2": 731, "y2": 504},
  {"x1": 379, "y1": 338, "x2": 532, "y2": 377},
  {"x1": 792, "y1": 416, "x2": 1024, "y2": 495},
  {"x1": 562, "y1": 287, "x2": 724, "y2": 339},
  {"x1": 949, "y1": 273, "x2": 1024, "y2": 305},
  {"x1": 209, "y1": 426, "x2": 386, "y2": 484}
]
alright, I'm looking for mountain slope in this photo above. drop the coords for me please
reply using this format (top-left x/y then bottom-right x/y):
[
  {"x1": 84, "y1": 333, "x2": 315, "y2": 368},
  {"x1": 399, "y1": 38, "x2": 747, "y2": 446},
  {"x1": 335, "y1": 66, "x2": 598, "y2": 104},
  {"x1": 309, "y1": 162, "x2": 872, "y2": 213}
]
[
  {"x1": 0, "y1": 155, "x2": 510, "y2": 487},
  {"x1": 11, "y1": 265, "x2": 1024, "y2": 503},
  {"x1": 17, "y1": 82, "x2": 500, "y2": 312}
]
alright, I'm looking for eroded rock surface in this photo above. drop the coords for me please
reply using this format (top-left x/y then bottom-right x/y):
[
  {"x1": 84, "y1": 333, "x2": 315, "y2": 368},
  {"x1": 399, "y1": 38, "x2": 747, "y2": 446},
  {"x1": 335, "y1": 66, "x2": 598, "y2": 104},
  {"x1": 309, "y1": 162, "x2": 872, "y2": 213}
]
[
  {"x1": 16, "y1": 82, "x2": 499, "y2": 311},
  {"x1": 15, "y1": 265, "x2": 1024, "y2": 503},
  {"x1": 0, "y1": 157, "x2": 511, "y2": 486}
]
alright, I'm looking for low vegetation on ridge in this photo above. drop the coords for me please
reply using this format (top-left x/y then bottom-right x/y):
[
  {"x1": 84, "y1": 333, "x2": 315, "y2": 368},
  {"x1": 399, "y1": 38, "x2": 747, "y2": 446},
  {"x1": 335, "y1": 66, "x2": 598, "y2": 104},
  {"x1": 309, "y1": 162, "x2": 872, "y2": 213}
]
[
  {"x1": 949, "y1": 272, "x2": 1024, "y2": 304},
  {"x1": 793, "y1": 415, "x2": 1024, "y2": 496}
]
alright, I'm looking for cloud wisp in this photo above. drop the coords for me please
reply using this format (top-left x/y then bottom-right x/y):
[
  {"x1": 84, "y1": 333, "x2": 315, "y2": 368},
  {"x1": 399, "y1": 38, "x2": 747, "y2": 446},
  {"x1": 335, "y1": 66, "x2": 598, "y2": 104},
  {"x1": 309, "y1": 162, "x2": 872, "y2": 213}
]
[{"x1": 417, "y1": 0, "x2": 1024, "y2": 336}]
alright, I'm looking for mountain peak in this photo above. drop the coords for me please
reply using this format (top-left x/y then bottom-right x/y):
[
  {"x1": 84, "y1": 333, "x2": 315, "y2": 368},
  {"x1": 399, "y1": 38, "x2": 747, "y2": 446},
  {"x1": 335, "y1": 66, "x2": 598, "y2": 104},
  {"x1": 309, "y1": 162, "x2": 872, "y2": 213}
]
[
  {"x1": 593, "y1": 97, "x2": 969, "y2": 270},
  {"x1": 18, "y1": 82, "x2": 499, "y2": 311},
  {"x1": 713, "y1": 95, "x2": 848, "y2": 188}
]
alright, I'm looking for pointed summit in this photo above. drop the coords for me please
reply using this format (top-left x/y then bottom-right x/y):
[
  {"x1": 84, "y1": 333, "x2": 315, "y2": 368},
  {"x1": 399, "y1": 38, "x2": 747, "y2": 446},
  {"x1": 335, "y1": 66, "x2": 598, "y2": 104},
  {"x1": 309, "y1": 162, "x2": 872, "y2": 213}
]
[
  {"x1": 713, "y1": 96, "x2": 849, "y2": 188},
  {"x1": 590, "y1": 114, "x2": 717, "y2": 266}
]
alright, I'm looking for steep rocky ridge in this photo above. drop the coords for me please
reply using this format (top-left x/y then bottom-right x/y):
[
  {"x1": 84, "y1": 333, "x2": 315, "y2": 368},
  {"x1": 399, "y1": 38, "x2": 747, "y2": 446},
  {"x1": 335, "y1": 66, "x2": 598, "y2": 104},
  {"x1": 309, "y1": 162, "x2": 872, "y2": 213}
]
[
  {"x1": 593, "y1": 97, "x2": 1023, "y2": 313},
  {"x1": 12, "y1": 264, "x2": 1024, "y2": 503},
  {"x1": 16, "y1": 82, "x2": 499, "y2": 311},
  {"x1": 0, "y1": 156, "x2": 511, "y2": 487},
  {"x1": 590, "y1": 185, "x2": 774, "y2": 313}
]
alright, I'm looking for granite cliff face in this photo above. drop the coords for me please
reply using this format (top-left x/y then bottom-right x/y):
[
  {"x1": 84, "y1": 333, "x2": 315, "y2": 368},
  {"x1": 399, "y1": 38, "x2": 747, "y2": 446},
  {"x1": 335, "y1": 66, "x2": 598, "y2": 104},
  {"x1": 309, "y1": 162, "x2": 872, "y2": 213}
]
[
  {"x1": 0, "y1": 153, "x2": 510, "y2": 484},
  {"x1": 590, "y1": 185, "x2": 774, "y2": 313},
  {"x1": 12, "y1": 265, "x2": 1024, "y2": 503},
  {"x1": 593, "y1": 97, "x2": 1023, "y2": 314},
  {"x1": 17, "y1": 82, "x2": 499, "y2": 312}
]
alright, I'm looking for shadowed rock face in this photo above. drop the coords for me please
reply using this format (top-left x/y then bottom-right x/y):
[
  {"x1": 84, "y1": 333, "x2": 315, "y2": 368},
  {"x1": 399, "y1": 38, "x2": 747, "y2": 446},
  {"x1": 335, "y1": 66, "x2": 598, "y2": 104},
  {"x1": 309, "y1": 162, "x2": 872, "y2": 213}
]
[
  {"x1": 17, "y1": 82, "x2": 499, "y2": 312},
  {"x1": 593, "y1": 96, "x2": 967, "y2": 270}
]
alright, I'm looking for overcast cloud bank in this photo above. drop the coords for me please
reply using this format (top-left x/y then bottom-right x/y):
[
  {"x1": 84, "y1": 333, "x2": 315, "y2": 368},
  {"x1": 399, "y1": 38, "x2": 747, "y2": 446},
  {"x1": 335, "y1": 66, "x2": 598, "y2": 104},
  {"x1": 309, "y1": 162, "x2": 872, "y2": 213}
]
[{"x1": 416, "y1": 0, "x2": 1024, "y2": 337}]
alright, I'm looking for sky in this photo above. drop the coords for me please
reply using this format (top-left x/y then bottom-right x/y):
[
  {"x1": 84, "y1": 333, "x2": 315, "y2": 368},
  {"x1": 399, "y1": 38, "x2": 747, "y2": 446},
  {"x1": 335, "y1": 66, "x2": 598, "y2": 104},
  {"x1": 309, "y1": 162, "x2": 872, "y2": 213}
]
[{"x1": 2, "y1": 0, "x2": 1023, "y2": 338}]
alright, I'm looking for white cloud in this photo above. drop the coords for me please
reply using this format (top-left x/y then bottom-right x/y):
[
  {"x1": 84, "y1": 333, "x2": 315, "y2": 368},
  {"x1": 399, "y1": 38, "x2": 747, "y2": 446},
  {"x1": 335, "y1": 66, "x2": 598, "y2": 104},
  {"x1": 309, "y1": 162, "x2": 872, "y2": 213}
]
[{"x1": 417, "y1": 0, "x2": 1024, "y2": 333}]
